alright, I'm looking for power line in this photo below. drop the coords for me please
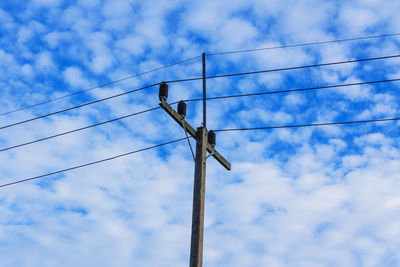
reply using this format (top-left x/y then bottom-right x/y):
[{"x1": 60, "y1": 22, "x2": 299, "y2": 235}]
[
  {"x1": 0, "y1": 137, "x2": 187, "y2": 188},
  {"x1": 179, "y1": 78, "x2": 400, "y2": 103},
  {"x1": 0, "y1": 107, "x2": 160, "y2": 153},
  {"x1": 3, "y1": 32, "x2": 398, "y2": 117},
  {"x1": 0, "y1": 83, "x2": 159, "y2": 131},
  {"x1": 214, "y1": 118, "x2": 400, "y2": 132},
  {"x1": 1, "y1": 53, "x2": 399, "y2": 131},
  {"x1": 0, "y1": 56, "x2": 201, "y2": 117},
  {"x1": 198, "y1": 54, "x2": 400, "y2": 81},
  {"x1": 208, "y1": 33, "x2": 400, "y2": 56},
  {"x1": 2, "y1": 117, "x2": 399, "y2": 188},
  {"x1": 161, "y1": 54, "x2": 400, "y2": 85},
  {"x1": 2, "y1": 78, "x2": 399, "y2": 153}
]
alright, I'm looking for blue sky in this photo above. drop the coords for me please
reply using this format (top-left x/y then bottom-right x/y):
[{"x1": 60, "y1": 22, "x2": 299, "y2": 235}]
[{"x1": 1, "y1": 0, "x2": 400, "y2": 266}]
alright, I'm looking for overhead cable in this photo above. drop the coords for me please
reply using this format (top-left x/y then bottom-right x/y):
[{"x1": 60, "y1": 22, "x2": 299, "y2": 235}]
[
  {"x1": 179, "y1": 78, "x2": 400, "y2": 103},
  {"x1": 187, "y1": 54, "x2": 400, "y2": 82},
  {"x1": 0, "y1": 107, "x2": 160, "y2": 152},
  {"x1": 3, "y1": 32, "x2": 400, "y2": 117},
  {"x1": 0, "y1": 137, "x2": 187, "y2": 188},
  {"x1": 1, "y1": 78, "x2": 399, "y2": 153},
  {"x1": 0, "y1": 83, "x2": 159, "y2": 130},
  {"x1": 3, "y1": 32, "x2": 399, "y2": 117},
  {"x1": 1, "y1": 56, "x2": 201, "y2": 117},
  {"x1": 2, "y1": 116, "x2": 399, "y2": 188},
  {"x1": 209, "y1": 33, "x2": 400, "y2": 56},
  {"x1": 1, "y1": 54, "x2": 399, "y2": 131},
  {"x1": 214, "y1": 118, "x2": 400, "y2": 132}
]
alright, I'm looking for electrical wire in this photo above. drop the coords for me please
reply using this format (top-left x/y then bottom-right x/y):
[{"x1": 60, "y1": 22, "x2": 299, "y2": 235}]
[
  {"x1": 194, "y1": 54, "x2": 400, "y2": 82},
  {"x1": 0, "y1": 137, "x2": 187, "y2": 188},
  {"x1": 208, "y1": 33, "x2": 400, "y2": 56},
  {"x1": 179, "y1": 78, "x2": 400, "y2": 103},
  {"x1": 1, "y1": 78, "x2": 399, "y2": 153},
  {"x1": 0, "y1": 107, "x2": 160, "y2": 152},
  {"x1": 1, "y1": 53, "x2": 399, "y2": 131},
  {"x1": 3, "y1": 32, "x2": 399, "y2": 117},
  {"x1": 214, "y1": 118, "x2": 400, "y2": 132},
  {"x1": 0, "y1": 83, "x2": 159, "y2": 131},
  {"x1": 0, "y1": 56, "x2": 201, "y2": 117},
  {"x1": 161, "y1": 54, "x2": 400, "y2": 85},
  {"x1": 2, "y1": 116, "x2": 399, "y2": 188}
]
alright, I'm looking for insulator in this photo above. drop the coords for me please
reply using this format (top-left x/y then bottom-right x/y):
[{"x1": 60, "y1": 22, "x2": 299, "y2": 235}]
[
  {"x1": 177, "y1": 101, "x2": 187, "y2": 118},
  {"x1": 159, "y1": 82, "x2": 168, "y2": 101},
  {"x1": 208, "y1": 130, "x2": 216, "y2": 147}
]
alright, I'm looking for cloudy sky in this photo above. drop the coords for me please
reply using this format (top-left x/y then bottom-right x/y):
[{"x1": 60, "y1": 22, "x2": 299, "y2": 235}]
[{"x1": 1, "y1": 0, "x2": 400, "y2": 266}]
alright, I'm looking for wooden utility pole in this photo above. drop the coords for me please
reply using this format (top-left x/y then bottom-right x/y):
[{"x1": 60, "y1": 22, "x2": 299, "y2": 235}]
[
  {"x1": 189, "y1": 126, "x2": 207, "y2": 266},
  {"x1": 158, "y1": 53, "x2": 231, "y2": 267}
]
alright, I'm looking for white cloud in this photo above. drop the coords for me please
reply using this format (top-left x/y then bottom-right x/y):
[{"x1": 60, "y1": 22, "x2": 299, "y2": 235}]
[
  {"x1": 284, "y1": 93, "x2": 306, "y2": 106},
  {"x1": 21, "y1": 64, "x2": 35, "y2": 78},
  {"x1": 102, "y1": 0, "x2": 133, "y2": 18},
  {"x1": 86, "y1": 32, "x2": 114, "y2": 74},
  {"x1": 17, "y1": 26, "x2": 34, "y2": 44},
  {"x1": 78, "y1": 0, "x2": 101, "y2": 9},
  {"x1": 61, "y1": 6, "x2": 85, "y2": 25},
  {"x1": 216, "y1": 18, "x2": 258, "y2": 49},
  {"x1": 35, "y1": 51, "x2": 55, "y2": 72},
  {"x1": 63, "y1": 67, "x2": 89, "y2": 87},
  {"x1": 1, "y1": 0, "x2": 400, "y2": 266},
  {"x1": 337, "y1": 77, "x2": 373, "y2": 100},
  {"x1": 32, "y1": 0, "x2": 62, "y2": 7},
  {"x1": 116, "y1": 35, "x2": 145, "y2": 56},
  {"x1": 339, "y1": 6, "x2": 380, "y2": 34},
  {"x1": 0, "y1": 8, "x2": 14, "y2": 25},
  {"x1": 43, "y1": 31, "x2": 70, "y2": 48}
]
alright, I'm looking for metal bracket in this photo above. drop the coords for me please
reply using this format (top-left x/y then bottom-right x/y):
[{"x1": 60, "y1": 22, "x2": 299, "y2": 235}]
[
  {"x1": 206, "y1": 150, "x2": 215, "y2": 159},
  {"x1": 182, "y1": 120, "x2": 196, "y2": 161}
]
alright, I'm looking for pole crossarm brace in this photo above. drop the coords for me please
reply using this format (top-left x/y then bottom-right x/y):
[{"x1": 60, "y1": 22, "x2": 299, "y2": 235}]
[
  {"x1": 159, "y1": 99, "x2": 231, "y2": 171},
  {"x1": 182, "y1": 119, "x2": 196, "y2": 162}
]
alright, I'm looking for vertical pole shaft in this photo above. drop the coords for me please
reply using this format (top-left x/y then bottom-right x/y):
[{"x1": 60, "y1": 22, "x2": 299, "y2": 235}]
[
  {"x1": 189, "y1": 126, "x2": 207, "y2": 267},
  {"x1": 202, "y1": 53, "x2": 206, "y2": 128}
]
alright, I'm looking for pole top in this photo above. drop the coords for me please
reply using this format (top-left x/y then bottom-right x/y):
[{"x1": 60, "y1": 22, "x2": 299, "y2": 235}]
[{"x1": 202, "y1": 52, "x2": 206, "y2": 128}]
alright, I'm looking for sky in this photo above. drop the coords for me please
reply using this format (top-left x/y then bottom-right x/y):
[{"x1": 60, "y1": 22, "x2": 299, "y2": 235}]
[{"x1": 0, "y1": 0, "x2": 400, "y2": 266}]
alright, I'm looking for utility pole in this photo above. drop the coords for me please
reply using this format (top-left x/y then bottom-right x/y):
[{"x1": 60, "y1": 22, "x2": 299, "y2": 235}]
[{"x1": 158, "y1": 53, "x2": 231, "y2": 267}]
